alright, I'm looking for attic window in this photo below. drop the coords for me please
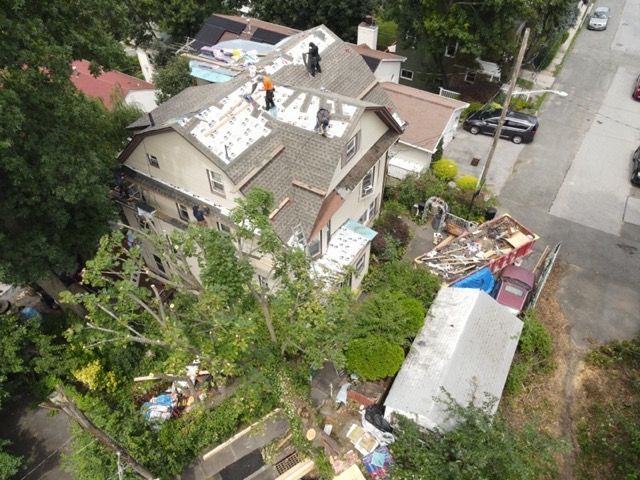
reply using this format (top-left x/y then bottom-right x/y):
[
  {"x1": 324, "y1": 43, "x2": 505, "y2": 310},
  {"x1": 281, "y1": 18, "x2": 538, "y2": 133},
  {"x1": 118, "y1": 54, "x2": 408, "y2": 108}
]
[
  {"x1": 346, "y1": 132, "x2": 359, "y2": 160},
  {"x1": 464, "y1": 70, "x2": 477, "y2": 84},
  {"x1": 147, "y1": 153, "x2": 159, "y2": 168},
  {"x1": 400, "y1": 69, "x2": 414, "y2": 81},
  {"x1": 207, "y1": 169, "x2": 225, "y2": 195}
]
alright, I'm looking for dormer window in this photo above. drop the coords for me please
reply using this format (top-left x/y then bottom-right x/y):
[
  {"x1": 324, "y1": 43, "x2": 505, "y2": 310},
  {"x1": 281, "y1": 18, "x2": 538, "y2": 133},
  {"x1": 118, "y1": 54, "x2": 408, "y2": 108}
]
[
  {"x1": 147, "y1": 153, "x2": 159, "y2": 168},
  {"x1": 361, "y1": 165, "x2": 375, "y2": 198}
]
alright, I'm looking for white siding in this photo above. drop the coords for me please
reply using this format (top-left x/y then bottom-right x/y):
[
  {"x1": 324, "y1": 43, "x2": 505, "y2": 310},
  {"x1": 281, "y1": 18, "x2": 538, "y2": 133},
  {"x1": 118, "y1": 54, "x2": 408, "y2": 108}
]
[{"x1": 373, "y1": 61, "x2": 403, "y2": 84}]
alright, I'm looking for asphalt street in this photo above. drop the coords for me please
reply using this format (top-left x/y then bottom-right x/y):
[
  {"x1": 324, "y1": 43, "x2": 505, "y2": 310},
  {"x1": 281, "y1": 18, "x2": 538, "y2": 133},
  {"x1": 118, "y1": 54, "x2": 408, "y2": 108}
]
[{"x1": 449, "y1": 0, "x2": 640, "y2": 347}]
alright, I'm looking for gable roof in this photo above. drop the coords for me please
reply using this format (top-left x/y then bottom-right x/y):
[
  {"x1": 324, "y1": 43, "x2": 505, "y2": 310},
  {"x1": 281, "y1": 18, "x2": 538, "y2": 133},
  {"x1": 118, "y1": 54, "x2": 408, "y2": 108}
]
[
  {"x1": 384, "y1": 288, "x2": 523, "y2": 431},
  {"x1": 70, "y1": 60, "x2": 155, "y2": 110},
  {"x1": 123, "y1": 26, "x2": 402, "y2": 244},
  {"x1": 191, "y1": 13, "x2": 299, "y2": 51},
  {"x1": 382, "y1": 82, "x2": 469, "y2": 152}
]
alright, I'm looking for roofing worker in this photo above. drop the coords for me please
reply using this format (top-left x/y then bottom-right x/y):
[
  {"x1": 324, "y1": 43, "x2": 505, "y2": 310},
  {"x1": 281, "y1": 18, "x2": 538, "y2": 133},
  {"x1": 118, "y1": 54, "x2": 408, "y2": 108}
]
[
  {"x1": 251, "y1": 74, "x2": 275, "y2": 110},
  {"x1": 308, "y1": 42, "x2": 321, "y2": 76},
  {"x1": 315, "y1": 108, "x2": 330, "y2": 136}
]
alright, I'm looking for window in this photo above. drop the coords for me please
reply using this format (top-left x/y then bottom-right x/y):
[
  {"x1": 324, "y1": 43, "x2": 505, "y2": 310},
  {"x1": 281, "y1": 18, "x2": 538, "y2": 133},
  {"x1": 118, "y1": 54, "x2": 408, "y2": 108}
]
[
  {"x1": 464, "y1": 70, "x2": 477, "y2": 84},
  {"x1": 307, "y1": 238, "x2": 321, "y2": 257},
  {"x1": 354, "y1": 253, "x2": 366, "y2": 277},
  {"x1": 400, "y1": 69, "x2": 414, "y2": 81},
  {"x1": 504, "y1": 120, "x2": 527, "y2": 131},
  {"x1": 147, "y1": 153, "x2": 159, "y2": 168},
  {"x1": 258, "y1": 275, "x2": 269, "y2": 289},
  {"x1": 444, "y1": 42, "x2": 458, "y2": 58},
  {"x1": 152, "y1": 254, "x2": 165, "y2": 274},
  {"x1": 358, "y1": 211, "x2": 368, "y2": 224},
  {"x1": 361, "y1": 165, "x2": 375, "y2": 197},
  {"x1": 176, "y1": 202, "x2": 189, "y2": 221},
  {"x1": 207, "y1": 169, "x2": 225, "y2": 194},
  {"x1": 292, "y1": 224, "x2": 306, "y2": 246},
  {"x1": 368, "y1": 197, "x2": 378, "y2": 220},
  {"x1": 345, "y1": 133, "x2": 359, "y2": 162},
  {"x1": 217, "y1": 222, "x2": 231, "y2": 233}
]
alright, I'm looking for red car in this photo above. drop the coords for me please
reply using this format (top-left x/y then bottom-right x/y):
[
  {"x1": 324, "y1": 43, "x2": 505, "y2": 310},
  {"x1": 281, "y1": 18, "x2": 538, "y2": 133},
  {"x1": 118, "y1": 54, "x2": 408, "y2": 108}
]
[
  {"x1": 633, "y1": 75, "x2": 640, "y2": 101},
  {"x1": 493, "y1": 265, "x2": 535, "y2": 315}
]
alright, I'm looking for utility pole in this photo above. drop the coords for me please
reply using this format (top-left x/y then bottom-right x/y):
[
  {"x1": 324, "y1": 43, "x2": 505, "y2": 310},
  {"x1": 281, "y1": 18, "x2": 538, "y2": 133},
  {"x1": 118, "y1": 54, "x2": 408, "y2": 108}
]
[
  {"x1": 48, "y1": 388, "x2": 156, "y2": 480},
  {"x1": 471, "y1": 28, "x2": 530, "y2": 210}
]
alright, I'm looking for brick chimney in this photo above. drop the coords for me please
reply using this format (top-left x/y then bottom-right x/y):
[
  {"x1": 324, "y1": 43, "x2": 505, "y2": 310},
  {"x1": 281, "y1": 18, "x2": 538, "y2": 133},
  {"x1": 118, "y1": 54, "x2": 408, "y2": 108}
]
[{"x1": 357, "y1": 15, "x2": 378, "y2": 50}]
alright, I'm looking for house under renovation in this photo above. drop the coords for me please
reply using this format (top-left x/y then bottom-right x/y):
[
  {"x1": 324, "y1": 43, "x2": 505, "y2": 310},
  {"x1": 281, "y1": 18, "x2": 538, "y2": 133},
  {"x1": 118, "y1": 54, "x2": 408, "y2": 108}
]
[{"x1": 117, "y1": 25, "x2": 404, "y2": 290}]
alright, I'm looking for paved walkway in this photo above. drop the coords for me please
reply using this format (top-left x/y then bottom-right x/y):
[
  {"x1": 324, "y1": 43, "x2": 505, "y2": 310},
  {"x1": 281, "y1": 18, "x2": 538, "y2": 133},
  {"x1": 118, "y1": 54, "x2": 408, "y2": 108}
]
[{"x1": 521, "y1": 2, "x2": 592, "y2": 89}]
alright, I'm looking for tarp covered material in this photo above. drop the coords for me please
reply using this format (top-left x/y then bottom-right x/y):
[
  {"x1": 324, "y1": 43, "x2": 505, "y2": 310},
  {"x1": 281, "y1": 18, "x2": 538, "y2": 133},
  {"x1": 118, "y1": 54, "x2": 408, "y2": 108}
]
[
  {"x1": 363, "y1": 447, "x2": 393, "y2": 480},
  {"x1": 452, "y1": 266, "x2": 496, "y2": 293}
]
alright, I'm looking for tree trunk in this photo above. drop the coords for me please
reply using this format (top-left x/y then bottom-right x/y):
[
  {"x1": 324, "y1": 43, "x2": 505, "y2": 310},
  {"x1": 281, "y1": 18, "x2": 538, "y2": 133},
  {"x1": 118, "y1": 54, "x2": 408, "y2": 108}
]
[
  {"x1": 258, "y1": 294, "x2": 277, "y2": 344},
  {"x1": 48, "y1": 388, "x2": 156, "y2": 479},
  {"x1": 36, "y1": 273, "x2": 87, "y2": 318}
]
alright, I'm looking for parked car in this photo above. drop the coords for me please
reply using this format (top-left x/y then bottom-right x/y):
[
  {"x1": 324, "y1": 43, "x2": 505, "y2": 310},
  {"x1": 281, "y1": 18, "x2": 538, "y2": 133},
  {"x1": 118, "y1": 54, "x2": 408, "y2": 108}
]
[
  {"x1": 632, "y1": 74, "x2": 640, "y2": 100},
  {"x1": 632, "y1": 146, "x2": 640, "y2": 186},
  {"x1": 588, "y1": 6, "x2": 610, "y2": 30},
  {"x1": 462, "y1": 109, "x2": 539, "y2": 144},
  {"x1": 493, "y1": 265, "x2": 535, "y2": 315}
]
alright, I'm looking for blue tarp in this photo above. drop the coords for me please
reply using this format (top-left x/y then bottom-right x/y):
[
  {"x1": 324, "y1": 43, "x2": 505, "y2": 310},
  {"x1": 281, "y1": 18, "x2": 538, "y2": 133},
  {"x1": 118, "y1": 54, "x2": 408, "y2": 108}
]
[{"x1": 452, "y1": 266, "x2": 495, "y2": 293}]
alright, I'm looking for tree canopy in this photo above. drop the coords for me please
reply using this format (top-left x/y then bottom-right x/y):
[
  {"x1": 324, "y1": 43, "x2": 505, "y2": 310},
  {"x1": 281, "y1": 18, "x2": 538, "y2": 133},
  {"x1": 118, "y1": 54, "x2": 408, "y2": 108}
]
[{"x1": 0, "y1": 1, "x2": 139, "y2": 285}]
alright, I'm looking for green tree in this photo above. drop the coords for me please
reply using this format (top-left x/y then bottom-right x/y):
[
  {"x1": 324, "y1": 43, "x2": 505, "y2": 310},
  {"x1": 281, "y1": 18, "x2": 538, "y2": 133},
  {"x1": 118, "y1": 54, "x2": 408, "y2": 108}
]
[
  {"x1": 154, "y1": 56, "x2": 194, "y2": 103},
  {"x1": 391, "y1": 400, "x2": 561, "y2": 480},
  {"x1": 250, "y1": 0, "x2": 375, "y2": 41},
  {"x1": 0, "y1": 1, "x2": 137, "y2": 302},
  {"x1": 0, "y1": 440, "x2": 22, "y2": 480},
  {"x1": 388, "y1": 0, "x2": 526, "y2": 87},
  {"x1": 62, "y1": 227, "x2": 259, "y2": 385},
  {"x1": 345, "y1": 336, "x2": 404, "y2": 380}
]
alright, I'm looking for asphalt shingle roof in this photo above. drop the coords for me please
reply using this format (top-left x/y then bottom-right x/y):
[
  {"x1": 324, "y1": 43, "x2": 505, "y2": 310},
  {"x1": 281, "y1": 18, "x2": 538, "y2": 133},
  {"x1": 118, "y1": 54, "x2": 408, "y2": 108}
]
[{"x1": 125, "y1": 26, "x2": 401, "y2": 243}]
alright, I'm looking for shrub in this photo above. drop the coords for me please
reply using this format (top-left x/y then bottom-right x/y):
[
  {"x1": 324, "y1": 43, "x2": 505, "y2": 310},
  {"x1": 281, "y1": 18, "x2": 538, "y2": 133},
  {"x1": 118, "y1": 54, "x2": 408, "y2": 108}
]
[
  {"x1": 461, "y1": 102, "x2": 483, "y2": 121},
  {"x1": 395, "y1": 174, "x2": 422, "y2": 209},
  {"x1": 363, "y1": 260, "x2": 441, "y2": 309},
  {"x1": 432, "y1": 159, "x2": 458, "y2": 181},
  {"x1": 505, "y1": 311, "x2": 554, "y2": 396},
  {"x1": 455, "y1": 175, "x2": 478, "y2": 191},
  {"x1": 355, "y1": 290, "x2": 426, "y2": 344},
  {"x1": 345, "y1": 336, "x2": 404, "y2": 380},
  {"x1": 374, "y1": 212, "x2": 410, "y2": 247},
  {"x1": 371, "y1": 233, "x2": 403, "y2": 262}
]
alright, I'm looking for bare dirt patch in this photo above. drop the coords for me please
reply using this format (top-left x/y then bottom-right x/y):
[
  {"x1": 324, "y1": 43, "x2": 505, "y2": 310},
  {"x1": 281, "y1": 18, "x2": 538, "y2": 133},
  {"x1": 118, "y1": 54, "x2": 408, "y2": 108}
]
[{"x1": 501, "y1": 262, "x2": 581, "y2": 479}]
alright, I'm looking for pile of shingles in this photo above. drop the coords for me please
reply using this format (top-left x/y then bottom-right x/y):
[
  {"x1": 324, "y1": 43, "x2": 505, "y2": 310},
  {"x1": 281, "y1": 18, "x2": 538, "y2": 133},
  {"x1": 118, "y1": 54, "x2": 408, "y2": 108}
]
[{"x1": 415, "y1": 216, "x2": 522, "y2": 281}]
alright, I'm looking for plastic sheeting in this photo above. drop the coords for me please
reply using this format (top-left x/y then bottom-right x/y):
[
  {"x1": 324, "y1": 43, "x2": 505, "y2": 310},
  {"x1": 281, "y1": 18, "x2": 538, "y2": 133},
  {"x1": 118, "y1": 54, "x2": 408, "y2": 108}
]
[
  {"x1": 363, "y1": 447, "x2": 393, "y2": 480},
  {"x1": 451, "y1": 266, "x2": 495, "y2": 293}
]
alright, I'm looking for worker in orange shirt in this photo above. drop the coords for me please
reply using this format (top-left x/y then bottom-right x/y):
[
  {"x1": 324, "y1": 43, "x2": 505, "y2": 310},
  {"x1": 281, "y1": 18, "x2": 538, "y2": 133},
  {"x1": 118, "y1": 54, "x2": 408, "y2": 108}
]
[{"x1": 251, "y1": 74, "x2": 275, "y2": 110}]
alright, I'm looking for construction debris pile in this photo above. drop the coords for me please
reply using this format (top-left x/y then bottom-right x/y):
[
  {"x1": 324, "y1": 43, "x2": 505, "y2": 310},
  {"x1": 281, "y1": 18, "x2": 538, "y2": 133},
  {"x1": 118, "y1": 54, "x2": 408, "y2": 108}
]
[{"x1": 415, "y1": 215, "x2": 538, "y2": 283}]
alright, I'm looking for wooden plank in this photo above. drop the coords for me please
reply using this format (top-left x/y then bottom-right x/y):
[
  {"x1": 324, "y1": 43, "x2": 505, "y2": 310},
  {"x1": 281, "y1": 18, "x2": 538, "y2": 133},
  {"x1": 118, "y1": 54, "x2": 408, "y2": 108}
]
[
  {"x1": 269, "y1": 197, "x2": 290, "y2": 220},
  {"x1": 291, "y1": 179, "x2": 326, "y2": 196}
]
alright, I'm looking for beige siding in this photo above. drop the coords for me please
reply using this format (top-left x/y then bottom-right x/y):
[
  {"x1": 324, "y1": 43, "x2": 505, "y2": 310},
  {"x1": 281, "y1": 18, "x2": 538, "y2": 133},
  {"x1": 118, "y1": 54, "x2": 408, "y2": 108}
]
[
  {"x1": 327, "y1": 111, "x2": 389, "y2": 192},
  {"x1": 125, "y1": 131, "x2": 242, "y2": 213}
]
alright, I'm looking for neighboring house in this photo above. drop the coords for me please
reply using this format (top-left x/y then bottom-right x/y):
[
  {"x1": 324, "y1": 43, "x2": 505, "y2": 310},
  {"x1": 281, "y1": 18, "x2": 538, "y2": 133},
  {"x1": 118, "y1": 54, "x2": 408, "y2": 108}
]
[
  {"x1": 118, "y1": 25, "x2": 404, "y2": 291},
  {"x1": 395, "y1": 41, "x2": 503, "y2": 101},
  {"x1": 185, "y1": 14, "x2": 405, "y2": 85},
  {"x1": 381, "y1": 82, "x2": 469, "y2": 180},
  {"x1": 70, "y1": 60, "x2": 158, "y2": 112},
  {"x1": 384, "y1": 287, "x2": 523, "y2": 431}
]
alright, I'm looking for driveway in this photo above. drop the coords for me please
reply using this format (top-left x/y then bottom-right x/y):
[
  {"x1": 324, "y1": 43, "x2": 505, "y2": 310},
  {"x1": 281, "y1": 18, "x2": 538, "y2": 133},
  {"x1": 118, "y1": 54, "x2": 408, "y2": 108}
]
[{"x1": 445, "y1": 0, "x2": 640, "y2": 347}]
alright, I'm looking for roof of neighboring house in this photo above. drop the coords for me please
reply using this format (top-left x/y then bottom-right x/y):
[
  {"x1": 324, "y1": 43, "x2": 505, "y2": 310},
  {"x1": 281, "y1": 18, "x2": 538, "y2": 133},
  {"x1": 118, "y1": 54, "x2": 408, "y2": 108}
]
[
  {"x1": 191, "y1": 13, "x2": 299, "y2": 51},
  {"x1": 70, "y1": 60, "x2": 155, "y2": 109},
  {"x1": 124, "y1": 26, "x2": 402, "y2": 245},
  {"x1": 188, "y1": 14, "x2": 405, "y2": 77},
  {"x1": 382, "y1": 82, "x2": 469, "y2": 152},
  {"x1": 384, "y1": 288, "x2": 523, "y2": 431}
]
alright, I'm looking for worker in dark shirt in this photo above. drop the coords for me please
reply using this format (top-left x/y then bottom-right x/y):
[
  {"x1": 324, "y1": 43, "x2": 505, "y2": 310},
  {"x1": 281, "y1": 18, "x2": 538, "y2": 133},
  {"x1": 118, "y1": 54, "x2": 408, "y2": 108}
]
[
  {"x1": 308, "y1": 42, "x2": 322, "y2": 76},
  {"x1": 192, "y1": 205, "x2": 206, "y2": 225},
  {"x1": 315, "y1": 108, "x2": 330, "y2": 136},
  {"x1": 251, "y1": 74, "x2": 275, "y2": 110}
]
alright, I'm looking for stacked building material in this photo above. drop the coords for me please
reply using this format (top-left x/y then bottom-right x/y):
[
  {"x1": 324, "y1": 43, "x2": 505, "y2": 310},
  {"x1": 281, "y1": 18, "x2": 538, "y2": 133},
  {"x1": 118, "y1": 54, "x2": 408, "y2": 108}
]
[{"x1": 414, "y1": 214, "x2": 539, "y2": 284}]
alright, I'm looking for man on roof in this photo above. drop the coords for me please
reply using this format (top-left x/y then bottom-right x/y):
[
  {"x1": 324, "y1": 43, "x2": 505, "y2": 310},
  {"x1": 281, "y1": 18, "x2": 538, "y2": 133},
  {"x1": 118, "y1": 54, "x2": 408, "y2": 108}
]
[
  {"x1": 308, "y1": 42, "x2": 321, "y2": 76},
  {"x1": 250, "y1": 73, "x2": 276, "y2": 111}
]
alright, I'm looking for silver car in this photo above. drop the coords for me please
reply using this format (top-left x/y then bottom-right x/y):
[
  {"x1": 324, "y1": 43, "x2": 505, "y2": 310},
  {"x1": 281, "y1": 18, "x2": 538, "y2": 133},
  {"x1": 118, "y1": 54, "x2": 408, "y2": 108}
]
[{"x1": 588, "y1": 6, "x2": 610, "y2": 30}]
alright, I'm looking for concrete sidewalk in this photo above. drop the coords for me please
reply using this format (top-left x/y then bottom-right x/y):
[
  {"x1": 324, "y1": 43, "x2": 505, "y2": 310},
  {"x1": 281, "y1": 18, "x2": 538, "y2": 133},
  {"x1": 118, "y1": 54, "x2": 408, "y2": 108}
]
[{"x1": 520, "y1": 1, "x2": 592, "y2": 89}]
